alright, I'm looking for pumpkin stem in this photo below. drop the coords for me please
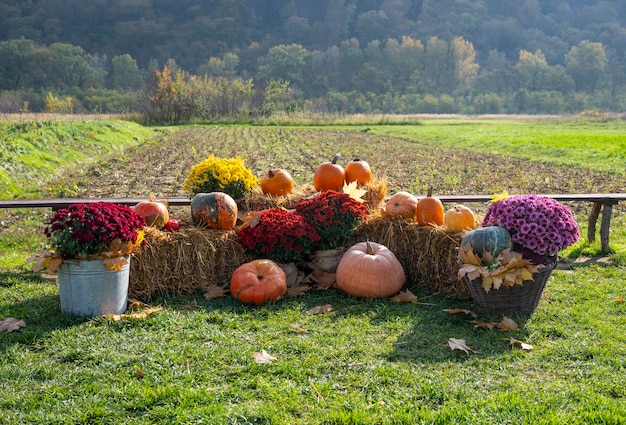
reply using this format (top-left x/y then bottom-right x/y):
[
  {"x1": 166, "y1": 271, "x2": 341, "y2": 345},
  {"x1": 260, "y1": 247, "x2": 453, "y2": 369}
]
[
  {"x1": 268, "y1": 170, "x2": 275, "y2": 178},
  {"x1": 365, "y1": 240, "x2": 375, "y2": 255},
  {"x1": 427, "y1": 187, "x2": 433, "y2": 197},
  {"x1": 332, "y1": 153, "x2": 340, "y2": 164}
]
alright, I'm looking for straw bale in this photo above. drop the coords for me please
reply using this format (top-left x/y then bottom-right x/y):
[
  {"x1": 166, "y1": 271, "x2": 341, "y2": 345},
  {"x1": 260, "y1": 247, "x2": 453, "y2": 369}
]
[
  {"x1": 129, "y1": 213, "x2": 248, "y2": 300},
  {"x1": 348, "y1": 215, "x2": 469, "y2": 298}
]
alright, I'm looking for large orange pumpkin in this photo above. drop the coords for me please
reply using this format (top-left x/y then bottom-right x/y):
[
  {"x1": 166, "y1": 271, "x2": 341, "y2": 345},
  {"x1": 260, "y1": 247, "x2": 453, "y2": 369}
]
[
  {"x1": 190, "y1": 192, "x2": 238, "y2": 230},
  {"x1": 313, "y1": 153, "x2": 345, "y2": 191},
  {"x1": 416, "y1": 188, "x2": 444, "y2": 226},
  {"x1": 344, "y1": 158, "x2": 372, "y2": 186},
  {"x1": 385, "y1": 191, "x2": 418, "y2": 219},
  {"x1": 134, "y1": 198, "x2": 169, "y2": 228},
  {"x1": 336, "y1": 241, "x2": 406, "y2": 298},
  {"x1": 230, "y1": 259, "x2": 287, "y2": 305},
  {"x1": 444, "y1": 204, "x2": 476, "y2": 232},
  {"x1": 260, "y1": 169, "x2": 294, "y2": 196}
]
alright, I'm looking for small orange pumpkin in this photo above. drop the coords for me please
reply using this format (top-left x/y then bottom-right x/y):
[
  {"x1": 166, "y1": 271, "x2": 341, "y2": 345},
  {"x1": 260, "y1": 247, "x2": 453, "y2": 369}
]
[
  {"x1": 260, "y1": 169, "x2": 294, "y2": 196},
  {"x1": 416, "y1": 188, "x2": 444, "y2": 226},
  {"x1": 190, "y1": 192, "x2": 238, "y2": 230},
  {"x1": 134, "y1": 197, "x2": 169, "y2": 228},
  {"x1": 313, "y1": 153, "x2": 345, "y2": 191},
  {"x1": 230, "y1": 259, "x2": 287, "y2": 305},
  {"x1": 444, "y1": 204, "x2": 476, "y2": 232},
  {"x1": 336, "y1": 241, "x2": 406, "y2": 298},
  {"x1": 385, "y1": 191, "x2": 418, "y2": 219},
  {"x1": 344, "y1": 158, "x2": 372, "y2": 186}
]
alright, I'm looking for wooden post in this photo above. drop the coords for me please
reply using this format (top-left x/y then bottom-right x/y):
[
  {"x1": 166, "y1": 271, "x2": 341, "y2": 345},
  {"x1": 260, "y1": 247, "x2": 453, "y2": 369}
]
[
  {"x1": 587, "y1": 202, "x2": 602, "y2": 243},
  {"x1": 600, "y1": 203, "x2": 613, "y2": 253}
]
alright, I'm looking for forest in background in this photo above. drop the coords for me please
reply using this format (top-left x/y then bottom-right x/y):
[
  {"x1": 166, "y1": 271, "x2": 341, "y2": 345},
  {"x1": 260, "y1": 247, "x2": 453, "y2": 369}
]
[{"x1": 1, "y1": 0, "x2": 625, "y2": 119}]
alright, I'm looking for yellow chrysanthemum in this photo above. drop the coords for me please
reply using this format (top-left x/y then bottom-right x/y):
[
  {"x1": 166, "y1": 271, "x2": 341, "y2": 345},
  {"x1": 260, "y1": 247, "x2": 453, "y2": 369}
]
[{"x1": 183, "y1": 155, "x2": 258, "y2": 199}]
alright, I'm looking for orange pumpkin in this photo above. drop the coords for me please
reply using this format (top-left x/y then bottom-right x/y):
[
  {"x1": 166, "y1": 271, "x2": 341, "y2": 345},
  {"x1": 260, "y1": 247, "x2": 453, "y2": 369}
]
[
  {"x1": 134, "y1": 197, "x2": 169, "y2": 228},
  {"x1": 313, "y1": 153, "x2": 345, "y2": 191},
  {"x1": 230, "y1": 259, "x2": 287, "y2": 305},
  {"x1": 444, "y1": 204, "x2": 476, "y2": 232},
  {"x1": 190, "y1": 192, "x2": 238, "y2": 230},
  {"x1": 416, "y1": 188, "x2": 444, "y2": 226},
  {"x1": 260, "y1": 169, "x2": 294, "y2": 196},
  {"x1": 336, "y1": 241, "x2": 406, "y2": 298},
  {"x1": 385, "y1": 191, "x2": 418, "y2": 219},
  {"x1": 344, "y1": 158, "x2": 372, "y2": 186}
]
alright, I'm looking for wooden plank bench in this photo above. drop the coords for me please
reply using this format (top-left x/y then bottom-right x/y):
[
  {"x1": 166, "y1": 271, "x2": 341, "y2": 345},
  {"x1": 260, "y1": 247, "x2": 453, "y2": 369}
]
[{"x1": 1, "y1": 193, "x2": 625, "y2": 253}]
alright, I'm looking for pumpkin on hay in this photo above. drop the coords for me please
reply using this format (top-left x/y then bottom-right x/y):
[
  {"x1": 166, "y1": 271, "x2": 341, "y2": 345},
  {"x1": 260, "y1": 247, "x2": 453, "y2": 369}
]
[
  {"x1": 344, "y1": 158, "x2": 372, "y2": 186},
  {"x1": 461, "y1": 226, "x2": 512, "y2": 262},
  {"x1": 314, "y1": 153, "x2": 345, "y2": 191},
  {"x1": 385, "y1": 191, "x2": 418, "y2": 219},
  {"x1": 416, "y1": 188, "x2": 444, "y2": 227},
  {"x1": 191, "y1": 192, "x2": 238, "y2": 230},
  {"x1": 134, "y1": 197, "x2": 169, "y2": 228},
  {"x1": 336, "y1": 241, "x2": 406, "y2": 298},
  {"x1": 230, "y1": 259, "x2": 287, "y2": 305},
  {"x1": 260, "y1": 169, "x2": 294, "y2": 196},
  {"x1": 444, "y1": 204, "x2": 476, "y2": 233}
]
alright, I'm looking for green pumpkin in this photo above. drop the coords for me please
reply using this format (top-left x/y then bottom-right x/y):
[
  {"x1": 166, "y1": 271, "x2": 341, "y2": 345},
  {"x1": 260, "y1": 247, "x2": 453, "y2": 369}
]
[{"x1": 461, "y1": 226, "x2": 512, "y2": 260}]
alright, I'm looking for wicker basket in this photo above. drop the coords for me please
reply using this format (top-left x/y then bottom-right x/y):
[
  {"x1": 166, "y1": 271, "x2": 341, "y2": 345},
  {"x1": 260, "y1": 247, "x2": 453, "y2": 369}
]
[{"x1": 463, "y1": 262, "x2": 556, "y2": 317}]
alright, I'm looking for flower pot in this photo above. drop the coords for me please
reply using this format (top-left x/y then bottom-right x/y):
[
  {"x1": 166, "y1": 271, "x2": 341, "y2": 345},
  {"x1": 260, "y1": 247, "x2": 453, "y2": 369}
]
[
  {"x1": 57, "y1": 256, "x2": 130, "y2": 317},
  {"x1": 463, "y1": 261, "x2": 556, "y2": 317}
]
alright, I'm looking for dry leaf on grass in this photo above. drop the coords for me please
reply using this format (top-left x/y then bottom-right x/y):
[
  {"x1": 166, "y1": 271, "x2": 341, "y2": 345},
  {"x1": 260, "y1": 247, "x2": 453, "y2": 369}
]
[
  {"x1": 448, "y1": 338, "x2": 476, "y2": 354},
  {"x1": 106, "y1": 306, "x2": 163, "y2": 321},
  {"x1": 0, "y1": 318, "x2": 26, "y2": 333},
  {"x1": 287, "y1": 284, "x2": 312, "y2": 297},
  {"x1": 307, "y1": 304, "x2": 333, "y2": 315},
  {"x1": 505, "y1": 337, "x2": 534, "y2": 351},
  {"x1": 390, "y1": 289, "x2": 418, "y2": 303},
  {"x1": 472, "y1": 316, "x2": 519, "y2": 332},
  {"x1": 616, "y1": 296, "x2": 624, "y2": 302},
  {"x1": 279, "y1": 323, "x2": 308, "y2": 334},
  {"x1": 204, "y1": 284, "x2": 229, "y2": 300},
  {"x1": 253, "y1": 349, "x2": 278, "y2": 364},
  {"x1": 443, "y1": 308, "x2": 478, "y2": 318}
]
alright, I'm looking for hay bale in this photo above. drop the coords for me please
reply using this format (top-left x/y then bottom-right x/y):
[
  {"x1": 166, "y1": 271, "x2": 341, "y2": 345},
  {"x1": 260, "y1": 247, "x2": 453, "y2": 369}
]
[
  {"x1": 348, "y1": 215, "x2": 468, "y2": 298},
  {"x1": 129, "y1": 214, "x2": 247, "y2": 300}
]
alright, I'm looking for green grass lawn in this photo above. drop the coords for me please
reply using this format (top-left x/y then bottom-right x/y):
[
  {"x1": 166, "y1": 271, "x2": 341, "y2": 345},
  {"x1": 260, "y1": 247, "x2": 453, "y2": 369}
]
[{"x1": 1, "y1": 117, "x2": 625, "y2": 424}]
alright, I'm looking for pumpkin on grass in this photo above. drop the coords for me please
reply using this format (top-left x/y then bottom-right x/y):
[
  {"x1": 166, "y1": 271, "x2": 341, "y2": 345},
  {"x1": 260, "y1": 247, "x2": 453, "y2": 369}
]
[
  {"x1": 444, "y1": 204, "x2": 476, "y2": 232},
  {"x1": 416, "y1": 187, "x2": 444, "y2": 226},
  {"x1": 134, "y1": 196, "x2": 169, "y2": 228},
  {"x1": 260, "y1": 169, "x2": 294, "y2": 196},
  {"x1": 385, "y1": 191, "x2": 418, "y2": 219},
  {"x1": 336, "y1": 241, "x2": 405, "y2": 298},
  {"x1": 313, "y1": 153, "x2": 345, "y2": 191},
  {"x1": 461, "y1": 226, "x2": 512, "y2": 262},
  {"x1": 191, "y1": 192, "x2": 238, "y2": 230},
  {"x1": 344, "y1": 158, "x2": 372, "y2": 186},
  {"x1": 230, "y1": 259, "x2": 287, "y2": 305}
]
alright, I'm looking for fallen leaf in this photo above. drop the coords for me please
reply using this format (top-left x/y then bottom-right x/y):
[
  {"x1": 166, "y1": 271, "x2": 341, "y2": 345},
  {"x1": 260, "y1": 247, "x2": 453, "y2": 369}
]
[
  {"x1": 495, "y1": 316, "x2": 519, "y2": 331},
  {"x1": 307, "y1": 304, "x2": 333, "y2": 315},
  {"x1": 241, "y1": 211, "x2": 261, "y2": 228},
  {"x1": 471, "y1": 320, "x2": 496, "y2": 330},
  {"x1": 287, "y1": 283, "x2": 312, "y2": 297},
  {"x1": 390, "y1": 289, "x2": 418, "y2": 303},
  {"x1": 448, "y1": 337, "x2": 476, "y2": 354},
  {"x1": 134, "y1": 365, "x2": 146, "y2": 376},
  {"x1": 127, "y1": 298, "x2": 149, "y2": 310},
  {"x1": 616, "y1": 296, "x2": 624, "y2": 302},
  {"x1": 302, "y1": 270, "x2": 336, "y2": 289},
  {"x1": 204, "y1": 284, "x2": 229, "y2": 300},
  {"x1": 252, "y1": 349, "x2": 278, "y2": 364},
  {"x1": 505, "y1": 337, "x2": 534, "y2": 351},
  {"x1": 0, "y1": 318, "x2": 26, "y2": 333},
  {"x1": 443, "y1": 308, "x2": 478, "y2": 318},
  {"x1": 105, "y1": 306, "x2": 163, "y2": 321}
]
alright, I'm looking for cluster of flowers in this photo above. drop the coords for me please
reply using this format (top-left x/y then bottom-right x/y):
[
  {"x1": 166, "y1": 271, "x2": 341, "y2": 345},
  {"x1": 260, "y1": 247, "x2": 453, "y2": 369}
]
[
  {"x1": 294, "y1": 191, "x2": 369, "y2": 250},
  {"x1": 45, "y1": 202, "x2": 145, "y2": 259},
  {"x1": 483, "y1": 194, "x2": 580, "y2": 258},
  {"x1": 183, "y1": 155, "x2": 258, "y2": 199},
  {"x1": 237, "y1": 191, "x2": 368, "y2": 263}
]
